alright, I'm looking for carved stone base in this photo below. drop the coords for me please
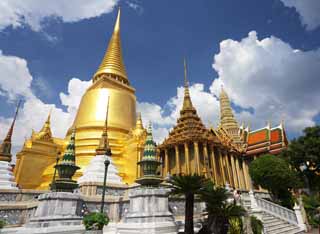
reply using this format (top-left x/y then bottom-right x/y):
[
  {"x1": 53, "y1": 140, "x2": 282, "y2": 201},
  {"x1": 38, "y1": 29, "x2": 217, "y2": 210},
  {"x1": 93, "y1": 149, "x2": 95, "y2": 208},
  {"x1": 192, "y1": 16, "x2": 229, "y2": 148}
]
[{"x1": 115, "y1": 187, "x2": 177, "y2": 234}]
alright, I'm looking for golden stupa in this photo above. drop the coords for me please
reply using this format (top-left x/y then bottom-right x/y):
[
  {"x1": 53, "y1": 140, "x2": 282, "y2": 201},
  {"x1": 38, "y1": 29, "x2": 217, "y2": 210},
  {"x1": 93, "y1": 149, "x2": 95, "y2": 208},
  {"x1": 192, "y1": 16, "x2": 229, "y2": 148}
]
[{"x1": 14, "y1": 9, "x2": 146, "y2": 189}]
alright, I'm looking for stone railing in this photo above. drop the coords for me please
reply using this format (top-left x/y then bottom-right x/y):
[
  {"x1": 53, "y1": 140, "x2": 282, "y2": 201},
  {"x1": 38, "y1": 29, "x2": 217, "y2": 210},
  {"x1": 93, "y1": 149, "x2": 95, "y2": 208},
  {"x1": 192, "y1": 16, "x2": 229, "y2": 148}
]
[{"x1": 255, "y1": 197, "x2": 298, "y2": 225}]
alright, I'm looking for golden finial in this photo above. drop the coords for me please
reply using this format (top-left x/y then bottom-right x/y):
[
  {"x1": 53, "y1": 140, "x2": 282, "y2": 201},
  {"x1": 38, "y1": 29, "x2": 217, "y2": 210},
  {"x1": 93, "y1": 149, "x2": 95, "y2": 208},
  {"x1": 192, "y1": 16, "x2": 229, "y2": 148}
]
[
  {"x1": 184, "y1": 58, "x2": 188, "y2": 88},
  {"x1": 181, "y1": 58, "x2": 194, "y2": 110},
  {"x1": 93, "y1": 7, "x2": 128, "y2": 84},
  {"x1": 114, "y1": 7, "x2": 121, "y2": 33}
]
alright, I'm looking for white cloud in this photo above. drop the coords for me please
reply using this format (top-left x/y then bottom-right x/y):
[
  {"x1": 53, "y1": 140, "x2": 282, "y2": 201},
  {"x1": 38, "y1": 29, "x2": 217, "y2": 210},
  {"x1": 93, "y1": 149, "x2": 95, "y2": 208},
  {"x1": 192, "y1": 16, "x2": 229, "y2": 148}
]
[
  {"x1": 126, "y1": 1, "x2": 143, "y2": 15},
  {"x1": 0, "y1": 0, "x2": 118, "y2": 31},
  {"x1": 211, "y1": 31, "x2": 320, "y2": 134},
  {"x1": 60, "y1": 78, "x2": 91, "y2": 117},
  {"x1": 281, "y1": 0, "x2": 320, "y2": 30},
  {"x1": 0, "y1": 52, "x2": 90, "y2": 156},
  {"x1": 0, "y1": 51, "x2": 33, "y2": 100}
]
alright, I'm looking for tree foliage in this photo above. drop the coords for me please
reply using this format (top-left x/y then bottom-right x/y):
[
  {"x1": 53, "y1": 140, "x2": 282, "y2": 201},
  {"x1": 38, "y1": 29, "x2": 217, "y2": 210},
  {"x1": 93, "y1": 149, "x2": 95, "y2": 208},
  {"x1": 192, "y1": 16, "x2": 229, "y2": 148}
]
[
  {"x1": 281, "y1": 126, "x2": 320, "y2": 192},
  {"x1": 167, "y1": 174, "x2": 209, "y2": 234},
  {"x1": 199, "y1": 181, "x2": 246, "y2": 234},
  {"x1": 83, "y1": 212, "x2": 109, "y2": 230},
  {"x1": 249, "y1": 154, "x2": 300, "y2": 207}
]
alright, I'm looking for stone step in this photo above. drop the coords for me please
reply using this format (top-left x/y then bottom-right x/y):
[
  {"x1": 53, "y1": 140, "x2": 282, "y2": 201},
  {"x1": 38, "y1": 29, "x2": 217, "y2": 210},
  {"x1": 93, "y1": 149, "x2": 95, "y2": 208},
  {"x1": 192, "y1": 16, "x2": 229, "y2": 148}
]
[
  {"x1": 268, "y1": 225, "x2": 300, "y2": 234},
  {"x1": 263, "y1": 217, "x2": 281, "y2": 224},
  {"x1": 267, "y1": 223, "x2": 292, "y2": 232},
  {"x1": 264, "y1": 220, "x2": 285, "y2": 228}
]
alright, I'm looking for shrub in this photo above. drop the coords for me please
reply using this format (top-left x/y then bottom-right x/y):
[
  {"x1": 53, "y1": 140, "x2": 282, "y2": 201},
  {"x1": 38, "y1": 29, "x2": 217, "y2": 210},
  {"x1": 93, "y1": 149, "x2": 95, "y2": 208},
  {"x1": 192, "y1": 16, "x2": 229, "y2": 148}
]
[
  {"x1": 228, "y1": 217, "x2": 243, "y2": 234},
  {"x1": 303, "y1": 194, "x2": 320, "y2": 227},
  {"x1": 250, "y1": 216, "x2": 263, "y2": 234},
  {"x1": 0, "y1": 219, "x2": 6, "y2": 229},
  {"x1": 83, "y1": 212, "x2": 109, "y2": 230}
]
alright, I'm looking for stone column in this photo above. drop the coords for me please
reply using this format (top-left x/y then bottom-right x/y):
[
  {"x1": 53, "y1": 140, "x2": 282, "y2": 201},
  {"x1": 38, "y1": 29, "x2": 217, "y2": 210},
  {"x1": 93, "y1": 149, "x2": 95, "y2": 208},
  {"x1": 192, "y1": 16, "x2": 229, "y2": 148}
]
[
  {"x1": 164, "y1": 149, "x2": 169, "y2": 176},
  {"x1": 294, "y1": 203, "x2": 307, "y2": 231},
  {"x1": 137, "y1": 146, "x2": 142, "y2": 178},
  {"x1": 230, "y1": 154, "x2": 239, "y2": 189},
  {"x1": 235, "y1": 158, "x2": 245, "y2": 190},
  {"x1": 203, "y1": 143, "x2": 209, "y2": 178},
  {"x1": 242, "y1": 159, "x2": 251, "y2": 190},
  {"x1": 210, "y1": 145, "x2": 218, "y2": 184},
  {"x1": 175, "y1": 145, "x2": 180, "y2": 175},
  {"x1": 224, "y1": 153, "x2": 233, "y2": 187},
  {"x1": 184, "y1": 143, "x2": 190, "y2": 174},
  {"x1": 218, "y1": 149, "x2": 226, "y2": 185},
  {"x1": 194, "y1": 142, "x2": 201, "y2": 175}
]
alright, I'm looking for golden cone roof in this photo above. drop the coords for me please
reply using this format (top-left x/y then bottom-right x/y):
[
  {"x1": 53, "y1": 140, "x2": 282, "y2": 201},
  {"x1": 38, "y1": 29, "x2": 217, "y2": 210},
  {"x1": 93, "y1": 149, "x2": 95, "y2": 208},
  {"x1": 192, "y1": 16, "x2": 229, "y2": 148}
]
[{"x1": 93, "y1": 8, "x2": 128, "y2": 84}]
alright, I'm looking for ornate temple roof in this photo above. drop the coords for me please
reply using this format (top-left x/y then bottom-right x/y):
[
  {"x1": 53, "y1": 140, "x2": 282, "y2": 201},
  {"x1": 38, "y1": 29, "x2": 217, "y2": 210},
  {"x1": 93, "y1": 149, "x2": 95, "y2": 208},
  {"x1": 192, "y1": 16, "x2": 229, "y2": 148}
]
[
  {"x1": 142, "y1": 123, "x2": 157, "y2": 160},
  {"x1": 160, "y1": 60, "x2": 212, "y2": 147},
  {"x1": 244, "y1": 121, "x2": 287, "y2": 156},
  {"x1": 0, "y1": 102, "x2": 20, "y2": 162},
  {"x1": 61, "y1": 128, "x2": 76, "y2": 165},
  {"x1": 93, "y1": 8, "x2": 128, "y2": 85}
]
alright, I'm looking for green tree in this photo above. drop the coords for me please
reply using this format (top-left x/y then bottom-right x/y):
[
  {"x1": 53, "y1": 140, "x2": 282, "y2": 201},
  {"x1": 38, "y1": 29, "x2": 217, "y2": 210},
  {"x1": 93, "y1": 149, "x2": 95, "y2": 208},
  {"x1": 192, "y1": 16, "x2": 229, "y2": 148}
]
[
  {"x1": 281, "y1": 126, "x2": 320, "y2": 193},
  {"x1": 167, "y1": 174, "x2": 208, "y2": 234},
  {"x1": 249, "y1": 154, "x2": 300, "y2": 208},
  {"x1": 199, "y1": 181, "x2": 246, "y2": 234}
]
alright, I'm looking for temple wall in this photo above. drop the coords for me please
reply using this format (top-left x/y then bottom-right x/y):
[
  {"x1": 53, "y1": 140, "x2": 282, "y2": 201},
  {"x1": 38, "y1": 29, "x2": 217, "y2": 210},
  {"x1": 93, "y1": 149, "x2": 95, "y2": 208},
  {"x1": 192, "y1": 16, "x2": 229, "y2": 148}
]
[{"x1": 0, "y1": 188, "x2": 206, "y2": 227}]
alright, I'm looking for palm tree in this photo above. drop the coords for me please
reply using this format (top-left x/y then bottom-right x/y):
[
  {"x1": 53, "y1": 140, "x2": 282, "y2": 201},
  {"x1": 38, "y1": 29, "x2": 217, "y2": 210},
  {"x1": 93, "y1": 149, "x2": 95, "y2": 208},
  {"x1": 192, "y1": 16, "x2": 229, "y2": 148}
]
[
  {"x1": 167, "y1": 174, "x2": 209, "y2": 234},
  {"x1": 200, "y1": 181, "x2": 246, "y2": 234}
]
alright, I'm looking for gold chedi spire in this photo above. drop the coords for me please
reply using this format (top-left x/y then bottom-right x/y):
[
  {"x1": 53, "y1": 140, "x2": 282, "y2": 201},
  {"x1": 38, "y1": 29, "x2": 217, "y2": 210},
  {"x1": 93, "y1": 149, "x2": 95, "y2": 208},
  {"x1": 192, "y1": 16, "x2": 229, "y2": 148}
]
[
  {"x1": 96, "y1": 97, "x2": 111, "y2": 155},
  {"x1": 93, "y1": 8, "x2": 128, "y2": 84},
  {"x1": 37, "y1": 111, "x2": 53, "y2": 141},
  {"x1": 0, "y1": 101, "x2": 20, "y2": 162},
  {"x1": 136, "y1": 112, "x2": 143, "y2": 129},
  {"x1": 219, "y1": 86, "x2": 241, "y2": 142},
  {"x1": 182, "y1": 58, "x2": 194, "y2": 111}
]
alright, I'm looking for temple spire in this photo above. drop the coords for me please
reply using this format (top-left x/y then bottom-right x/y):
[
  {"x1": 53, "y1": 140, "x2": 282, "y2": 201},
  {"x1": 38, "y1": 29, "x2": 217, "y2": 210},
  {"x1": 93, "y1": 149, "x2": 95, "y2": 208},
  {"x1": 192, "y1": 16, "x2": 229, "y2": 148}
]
[
  {"x1": 96, "y1": 97, "x2": 111, "y2": 155},
  {"x1": 93, "y1": 8, "x2": 128, "y2": 84},
  {"x1": 136, "y1": 112, "x2": 143, "y2": 130},
  {"x1": 136, "y1": 122, "x2": 162, "y2": 185},
  {"x1": 182, "y1": 58, "x2": 194, "y2": 110},
  {"x1": 219, "y1": 87, "x2": 240, "y2": 142},
  {"x1": 0, "y1": 101, "x2": 21, "y2": 162}
]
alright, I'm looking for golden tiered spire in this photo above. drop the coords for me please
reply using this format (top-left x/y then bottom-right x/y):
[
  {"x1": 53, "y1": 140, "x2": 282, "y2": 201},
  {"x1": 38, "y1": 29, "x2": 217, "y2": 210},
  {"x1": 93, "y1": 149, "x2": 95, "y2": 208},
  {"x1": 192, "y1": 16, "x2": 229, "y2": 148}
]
[
  {"x1": 96, "y1": 97, "x2": 111, "y2": 155},
  {"x1": 182, "y1": 58, "x2": 194, "y2": 110},
  {"x1": 219, "y1": 86, "x2": 241, "y2": 142},
  {"x1": 37, "y1": 111, "x2": 53, "y2": 141},
  {"x1": 136, "y1": 112, "x2": 143, "y2": 129},
  {"x1": 0, "y1": 101, "x2": 21, "y2": 162},
  {"x1": 160, "y1": 60, "x2": 211, "y2": 145},
  {"x1": 93, "y1": 8, "x2": 128, "y2": 84}
]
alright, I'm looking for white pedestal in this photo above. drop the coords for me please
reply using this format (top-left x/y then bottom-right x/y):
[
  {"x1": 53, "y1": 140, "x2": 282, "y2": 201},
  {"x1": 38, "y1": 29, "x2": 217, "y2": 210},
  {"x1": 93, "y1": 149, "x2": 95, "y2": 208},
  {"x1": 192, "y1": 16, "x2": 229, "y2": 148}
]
[
  {"x1": 0, "y1": 161, "x2": 18, "y2": 190},
  {"x1": 116, "y1": 187, "x2": 177, "y2": 234},
  {"x1": 78, "y1": 155, "x2": 123, "y2": 185}
]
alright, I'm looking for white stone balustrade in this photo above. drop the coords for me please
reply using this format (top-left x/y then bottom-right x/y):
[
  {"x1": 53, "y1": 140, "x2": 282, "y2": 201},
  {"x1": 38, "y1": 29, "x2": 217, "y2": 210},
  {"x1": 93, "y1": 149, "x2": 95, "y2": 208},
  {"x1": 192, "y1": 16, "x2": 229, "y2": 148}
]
[{"x1": 255, "y1": 197, "x2": 298, "y2": 225}]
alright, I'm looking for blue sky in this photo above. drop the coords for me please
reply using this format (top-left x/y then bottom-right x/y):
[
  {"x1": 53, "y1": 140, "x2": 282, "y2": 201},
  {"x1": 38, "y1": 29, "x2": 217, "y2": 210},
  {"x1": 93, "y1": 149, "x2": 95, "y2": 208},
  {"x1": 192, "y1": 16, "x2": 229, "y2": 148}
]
[{"x1": 0, "y1": 0, "x2": 320, "y2": 148}]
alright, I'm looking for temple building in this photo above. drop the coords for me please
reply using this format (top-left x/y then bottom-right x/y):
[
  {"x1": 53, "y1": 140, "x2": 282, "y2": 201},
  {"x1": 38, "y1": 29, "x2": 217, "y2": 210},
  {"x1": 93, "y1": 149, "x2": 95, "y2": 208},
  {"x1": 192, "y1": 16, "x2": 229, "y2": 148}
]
[
  {"x1": 158, "y1": 61, "x2": 288, "y2": 191},
  {"x1": 14, "y1": 8, "x2": 146, "y2": 189},
  {"x1": 13, "y1": 9, "x2": 287, "y2": 191}
]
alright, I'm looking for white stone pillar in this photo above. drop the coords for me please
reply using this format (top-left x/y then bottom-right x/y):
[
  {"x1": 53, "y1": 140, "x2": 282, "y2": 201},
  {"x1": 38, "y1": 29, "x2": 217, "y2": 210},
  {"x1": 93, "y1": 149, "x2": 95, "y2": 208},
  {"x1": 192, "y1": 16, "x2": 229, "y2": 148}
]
[{"x1": 294, "y1": 203, "x2": 307, "y2": 231}]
